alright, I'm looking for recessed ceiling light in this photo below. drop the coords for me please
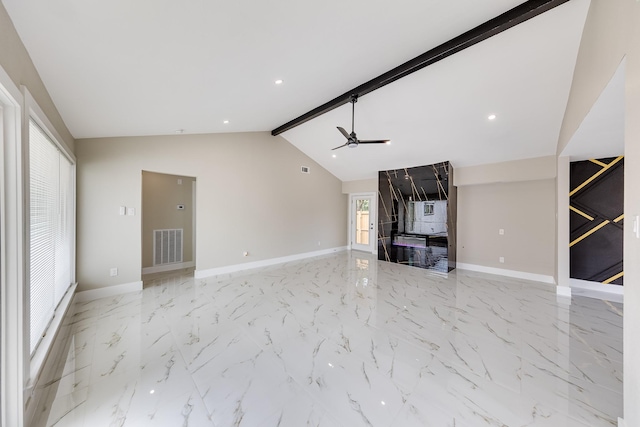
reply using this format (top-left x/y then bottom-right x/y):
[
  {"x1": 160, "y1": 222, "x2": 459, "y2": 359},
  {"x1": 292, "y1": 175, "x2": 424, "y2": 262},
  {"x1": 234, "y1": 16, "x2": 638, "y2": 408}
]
[
  {"x1": 175, "y1": 129, "x2": 184, "y2": 134},
  {"x1": 332, "y1": 154, "x2": 337, "y2": 158},
  {"x1": 223, "y1": 120, "x2": 229, "y2": 124},
  {"x1": 386, "y1": 141, "x2": 391, "y2": 145},
  {"x1": 488, "y1": 114, "x2": 497, "y2": 120},
  {"x1": 275, "y1": 79, "x2": 283, "y2": 85}
]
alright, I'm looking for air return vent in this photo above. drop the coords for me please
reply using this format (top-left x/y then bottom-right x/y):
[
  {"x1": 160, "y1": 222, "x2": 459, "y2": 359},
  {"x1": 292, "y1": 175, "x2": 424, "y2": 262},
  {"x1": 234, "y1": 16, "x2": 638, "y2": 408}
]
[
  {"x1": 153, "y1": 229, "x2": 183, "y2": 265},
  {"x1": 301, "y1": 166, "x2": 310, "y2": 174}
]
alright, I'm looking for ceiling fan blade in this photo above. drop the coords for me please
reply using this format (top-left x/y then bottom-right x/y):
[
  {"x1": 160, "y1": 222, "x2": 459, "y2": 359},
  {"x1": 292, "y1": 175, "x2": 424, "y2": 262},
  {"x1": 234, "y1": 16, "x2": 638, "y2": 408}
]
[
  {"x1": 337, "y1": 126, "x2": 350, "y2": 139},
  {"x1": 331, "y1": 143, "x2": 348, "y2": 150},
  {"x1": 357, "y1": 139, "x2": 390, "y2": 144}
]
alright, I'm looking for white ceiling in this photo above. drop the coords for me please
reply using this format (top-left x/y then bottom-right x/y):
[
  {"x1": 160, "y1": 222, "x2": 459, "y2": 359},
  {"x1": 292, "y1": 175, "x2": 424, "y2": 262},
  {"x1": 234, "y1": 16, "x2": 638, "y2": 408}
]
[
  {"x1": 561, "y1": 59, "x2": 625, "y2": 162},
  {"x1": 284, "y1": 0, "x2": 592, "y2": 181},
  {"x1": 3, "y1": 0, "x2": 604, "y2": 182}
]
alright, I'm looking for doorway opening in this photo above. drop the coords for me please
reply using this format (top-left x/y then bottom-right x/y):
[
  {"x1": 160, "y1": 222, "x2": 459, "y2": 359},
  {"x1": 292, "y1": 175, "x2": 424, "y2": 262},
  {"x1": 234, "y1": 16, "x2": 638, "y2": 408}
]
[
  {"x1": 141, "y1": 171, "x2": 196, "y2": 286},
  {"x1": 349, "y1": 193, "x2": 376, "y2": 253}
]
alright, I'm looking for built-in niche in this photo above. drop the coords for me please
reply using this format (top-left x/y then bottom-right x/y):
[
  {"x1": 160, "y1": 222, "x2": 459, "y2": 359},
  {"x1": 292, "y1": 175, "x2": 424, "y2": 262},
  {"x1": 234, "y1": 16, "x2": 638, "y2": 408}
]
[
  {"x1": 378, "y1": 162, "x2": 457, "y2": 272},
  {"x1": 570, "y1": 156, "x2": 624, "y2": 285}
]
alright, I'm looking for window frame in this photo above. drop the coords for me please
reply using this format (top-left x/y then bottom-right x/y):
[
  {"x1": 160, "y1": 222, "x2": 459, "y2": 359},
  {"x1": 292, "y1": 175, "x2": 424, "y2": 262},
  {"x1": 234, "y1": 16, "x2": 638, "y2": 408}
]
[
  {"x1": 22, "y1": 88, "x2": 76, "y2": 401},
  {"x1": 0, "y1": 64, "x2": 25, "y2": 427},
  {"x1": 424, "y1": 202, "x2": 435, "y2": 216}
]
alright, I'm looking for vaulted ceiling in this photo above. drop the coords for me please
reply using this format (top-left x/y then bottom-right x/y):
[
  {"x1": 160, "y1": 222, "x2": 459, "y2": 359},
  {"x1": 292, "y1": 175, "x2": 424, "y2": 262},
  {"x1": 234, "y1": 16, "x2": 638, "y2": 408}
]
[{"x1": 4, "y1": 0, "x2": 615, "y2": 182}]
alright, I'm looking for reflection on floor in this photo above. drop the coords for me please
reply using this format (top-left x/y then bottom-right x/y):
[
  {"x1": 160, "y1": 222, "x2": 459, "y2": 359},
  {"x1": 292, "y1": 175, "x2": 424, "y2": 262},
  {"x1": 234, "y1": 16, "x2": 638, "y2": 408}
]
[
  {"x1": 141, "y1": 267, "x2": 195, "y2": 288},
  {"x1": 33, "y1": 252, "x2": 622, "y2": 426},
  {"x1": 390, "y1": 241, "x2": 448, "y2": 272}
]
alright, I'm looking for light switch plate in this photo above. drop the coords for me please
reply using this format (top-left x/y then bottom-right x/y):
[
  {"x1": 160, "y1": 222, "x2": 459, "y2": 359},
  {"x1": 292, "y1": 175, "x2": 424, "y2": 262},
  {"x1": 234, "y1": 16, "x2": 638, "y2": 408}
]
[
  {"x1": 119, "y1": 206, "x2": 126, "y2": 215},
  {"x1": 127, "y1": 207, "x2": 135, "y2": 216}
]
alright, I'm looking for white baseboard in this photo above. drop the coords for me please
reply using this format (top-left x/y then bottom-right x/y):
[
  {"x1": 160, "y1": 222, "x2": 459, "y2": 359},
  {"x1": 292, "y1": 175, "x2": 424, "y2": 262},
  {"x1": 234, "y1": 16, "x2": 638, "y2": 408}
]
[
  {"x1": 195, "y1": 246, "x2": 348, "y2": 279},
  {"x1": 556, "y1": 285, "x2": 572, "y2": 297},
  {"x1": 618, "y1": 417, "x2": 626, "y2": 427},
  {"x1": 570, "y1": 278, "x2": 623, "y2": 303},
  {"x1": 570, "y1": 278, "x2": 624, "y2": 295},
  {"x1": 75, "y1": 281, "x2": 143, "y2": 302},
  {"x1": 456, "y1": 263, "x2": 556, "y2": 284},
  {"x1": 142, "y1": 261, "x2": 194, "y2": 275}
]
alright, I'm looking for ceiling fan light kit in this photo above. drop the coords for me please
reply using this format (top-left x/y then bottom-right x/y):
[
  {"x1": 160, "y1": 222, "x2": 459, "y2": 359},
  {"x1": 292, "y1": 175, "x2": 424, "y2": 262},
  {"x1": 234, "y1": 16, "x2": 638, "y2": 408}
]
[{"x1": 331, "y1": 94, "x2": 390, "y2": 151}]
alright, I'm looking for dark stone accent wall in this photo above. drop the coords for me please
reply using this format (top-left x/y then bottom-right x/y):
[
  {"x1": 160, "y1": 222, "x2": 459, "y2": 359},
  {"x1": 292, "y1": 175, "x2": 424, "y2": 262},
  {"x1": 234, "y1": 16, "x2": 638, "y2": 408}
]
[
  {"x1": 569, "y1": 157, "x2": 624, "y2": 285},
  {"x1": 447, "y1": 163, "x2": 457, "y2": 271},
  {"x1": 378, "y1": 162, "x2": 457, "y2": 272}
]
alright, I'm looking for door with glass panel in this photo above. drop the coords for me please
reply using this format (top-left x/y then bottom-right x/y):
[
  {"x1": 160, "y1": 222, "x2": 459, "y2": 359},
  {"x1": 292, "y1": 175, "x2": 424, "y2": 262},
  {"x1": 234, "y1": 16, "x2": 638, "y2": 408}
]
[{"x1": 350, "y1": 194, "x2": 375, "y2": 252}]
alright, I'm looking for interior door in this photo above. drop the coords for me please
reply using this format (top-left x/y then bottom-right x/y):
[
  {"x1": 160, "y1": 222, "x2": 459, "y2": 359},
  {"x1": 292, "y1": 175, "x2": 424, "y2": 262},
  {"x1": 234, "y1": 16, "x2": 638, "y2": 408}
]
[{"x1": 351, "y1": 194, "x2": 375, "y2": 252}]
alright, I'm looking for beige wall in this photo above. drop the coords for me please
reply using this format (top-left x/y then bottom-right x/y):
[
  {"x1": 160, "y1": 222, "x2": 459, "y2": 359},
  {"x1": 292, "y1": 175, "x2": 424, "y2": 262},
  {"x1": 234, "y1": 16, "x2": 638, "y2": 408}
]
[
  {"x1": 0, "y1": 3, "x2": 74, "y2": 152},
  {"x1": 625, "y1": 3, "x2": 640, "y2": 425},
  {"x1": 342, "y1": 178, "x2": 377, "y2": 194},
  {"x1": 455, "y1": 158, "x2": 557, "y2": 278},
  {"x1": 556, "y1": 156, "x2": 570, "y2": 288},
  {"x1": 142, "y1": 171, "x2": 196, "y2": 268},
  {"x1": 75, "y1": 132, "x2": 347, "y2": 291},
  {"x1": 454, "y1": 156, "x2": 556, "y2": 186},
  {"x1": 557, "y1": 0, "x2": 630, "y2": 155},
  {"x1": 457, "y1": 179, "x2": 556, "y2": 277},
  {"x1": 559, "y1": 1, "x2": 639, "y2": 424}
]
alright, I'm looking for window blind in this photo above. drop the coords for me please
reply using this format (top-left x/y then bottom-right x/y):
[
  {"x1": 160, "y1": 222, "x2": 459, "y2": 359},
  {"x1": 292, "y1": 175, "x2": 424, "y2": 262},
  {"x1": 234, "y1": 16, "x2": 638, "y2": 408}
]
[
  {"x1": 29, "y1": 120, "x2": 74, "y2": 354},
  {"x1": 55, "y1": 155, "x2": 73, "y2": 304}
]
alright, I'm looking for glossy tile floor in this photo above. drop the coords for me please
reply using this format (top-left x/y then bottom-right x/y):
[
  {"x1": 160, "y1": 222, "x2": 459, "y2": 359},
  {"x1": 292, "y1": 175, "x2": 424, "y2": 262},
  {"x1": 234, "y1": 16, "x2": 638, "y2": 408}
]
[{"x1": 34, "y1": 252, "x2": 623, "y2": 426}]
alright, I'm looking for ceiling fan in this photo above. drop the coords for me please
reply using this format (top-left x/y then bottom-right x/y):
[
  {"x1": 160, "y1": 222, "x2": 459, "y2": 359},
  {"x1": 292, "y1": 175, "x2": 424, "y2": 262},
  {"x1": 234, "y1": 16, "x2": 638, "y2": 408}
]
[{"x1": 332, "y1": 94, "x2": 390, "y2": 150}]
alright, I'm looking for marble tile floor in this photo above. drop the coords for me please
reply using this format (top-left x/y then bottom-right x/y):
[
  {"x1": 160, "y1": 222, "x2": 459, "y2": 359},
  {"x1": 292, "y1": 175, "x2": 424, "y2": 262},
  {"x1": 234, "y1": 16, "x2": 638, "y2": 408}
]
[
  {"x1": 141, "y1": 267, "x2": 196, "y2": 287},
  {"x1": 32, "y1": 252, "x2": 623, "y2": 427}
]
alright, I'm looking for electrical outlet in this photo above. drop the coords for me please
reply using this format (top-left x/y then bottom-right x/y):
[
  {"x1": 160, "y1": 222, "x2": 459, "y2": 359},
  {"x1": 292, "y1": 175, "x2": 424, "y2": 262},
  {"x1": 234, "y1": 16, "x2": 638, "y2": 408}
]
[
  {"x1": 110, "y1": 268, "x2": 118, "y2": 277},
  {"x1": 127, "y1": 207, "x2": 135, "y2": 216},
  {"x1": 499, "y1": 257, "x2": 504, "y2": 263}
]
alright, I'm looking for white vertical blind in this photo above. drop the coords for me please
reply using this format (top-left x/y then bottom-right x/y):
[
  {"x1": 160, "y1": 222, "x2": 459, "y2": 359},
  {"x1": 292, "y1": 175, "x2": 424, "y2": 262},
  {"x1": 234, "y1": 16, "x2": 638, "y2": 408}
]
[
  {"x1": 29, "y1": 119, "x2": 74, "y2": 354},
  {"x1": 55, "y1": 154, "x2": 73, "y2": 304}
]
